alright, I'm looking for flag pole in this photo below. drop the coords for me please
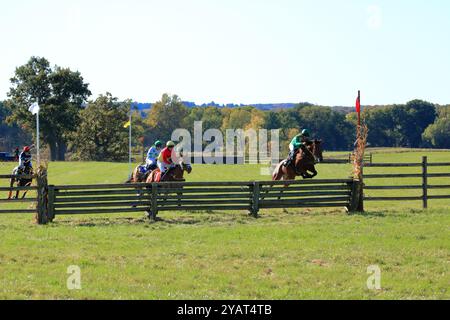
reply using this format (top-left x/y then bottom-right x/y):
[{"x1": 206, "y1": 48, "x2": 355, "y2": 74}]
[
  {"x1": 37, "y1": 109, "x2": 40, "y2": 166},
  {"x1": 129, "y1": 109, "x2": 132, "y2": 178},
  {"x1": 357, "y1": 90, "x2": 361, "y2": 128}
]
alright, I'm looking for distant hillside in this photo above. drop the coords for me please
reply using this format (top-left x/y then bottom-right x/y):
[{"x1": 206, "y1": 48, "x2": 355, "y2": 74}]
[{"x1": 132, "y1": 102, "x2": 354, "y2": 113}]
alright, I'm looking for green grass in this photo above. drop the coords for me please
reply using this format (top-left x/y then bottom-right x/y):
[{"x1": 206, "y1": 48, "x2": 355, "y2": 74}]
[{"x1": 0, "y1": 149, "x2": 449, "y2": 299}]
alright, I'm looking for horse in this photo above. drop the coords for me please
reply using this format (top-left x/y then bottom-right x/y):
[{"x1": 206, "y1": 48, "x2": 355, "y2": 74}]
[
  {"x1": 272, "y1": 139, "x2": 323, "y2": 181},
  {"x1": 8, "y1": 164, "x2": 34, "y2": 200},
  {"x1": 144, "y1": 161, "x2": 192, "y2": 220},
  {"x1": 126, "y1": 163, "x2": 155, "y2": 183},
  {"x1": 146, "y1": 161, "x2": 192, "y2": 183}
]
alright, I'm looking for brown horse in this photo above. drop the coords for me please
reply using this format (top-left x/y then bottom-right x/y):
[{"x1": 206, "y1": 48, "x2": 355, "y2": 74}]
[
  {"x1": 272, "y1": 140, "x2": 323, "y2": 181},
  {"x1": 144, "y1": 161, "x2": 192, "y2": 220},
  {"x1": 126, "y1": 164, "x2": 154, "y2": 183},
  {"x1": 146, "y1": 161, "x2": 192, "y2": 183},
  {"x1": 8, "y1": 165, "x2": 34, "y2": 200}
]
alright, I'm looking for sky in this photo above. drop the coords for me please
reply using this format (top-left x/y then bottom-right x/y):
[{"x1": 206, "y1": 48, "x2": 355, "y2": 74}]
[{"x1": 1, "y1": 0, "x2": 450, "y2": 106}]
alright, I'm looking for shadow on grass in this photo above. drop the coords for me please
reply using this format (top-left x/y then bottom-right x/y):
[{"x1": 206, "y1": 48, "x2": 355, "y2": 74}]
[
  {"x1": 349, "y1": 211, "x2": 386, "y2": 218},
  {"x1": 50, "y1": 211, "x2": 255, "y2": 228}
]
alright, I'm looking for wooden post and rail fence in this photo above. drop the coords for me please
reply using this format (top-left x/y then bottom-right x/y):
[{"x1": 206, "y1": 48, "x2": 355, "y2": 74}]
[
  {"x1": 1, "y1": 156, "x2": 449, "y2": 224},
  {"x1": 363, "y1": 156, "x2": 450, "y2": 208}
]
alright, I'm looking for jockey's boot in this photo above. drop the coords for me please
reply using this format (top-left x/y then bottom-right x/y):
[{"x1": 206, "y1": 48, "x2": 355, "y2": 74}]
[
  {"x1": 283, "y1": 159, "x2": 291, "y2": 167},
  {"x1": 160, "y1": 170, "x2": 169, "y2": 181},
  {"x1": 284, "y1": 151, "x2": 295, "y2": 167}
]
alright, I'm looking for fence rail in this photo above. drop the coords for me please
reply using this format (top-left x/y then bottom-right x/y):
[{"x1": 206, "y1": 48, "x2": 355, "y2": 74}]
[
  {"x1": 363, "y1": 157, "x2": 450, "y2": 208},
  {"x1": 2, "y1": 156, "x2": 448, "y2": 224},
  {"x1": 0, "y1": 173, "x2": 38, "y2": 215},
  {"x1": 46, "y1": 179, "x2": 354, "y2": 221},
  {"x1": 323, "y1": 153, "x2": 373, "y2": 165}
]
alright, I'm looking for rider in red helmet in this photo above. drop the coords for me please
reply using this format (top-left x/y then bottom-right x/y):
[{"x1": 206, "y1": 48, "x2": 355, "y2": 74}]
[{"x1": 18, "y1": 146, "x2": 33, "y2": 173}]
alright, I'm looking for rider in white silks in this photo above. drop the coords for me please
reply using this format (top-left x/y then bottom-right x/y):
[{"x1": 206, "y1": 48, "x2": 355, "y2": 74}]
[
  {"x1": 145, "y1": 140, "x2": 163, "y2": 171},
  {"x1": 157, "y1": 141, "x2": 177, "y2": 176},
  {"x1": 18, "y1": 146, "x2": 33, "y2": 173}
]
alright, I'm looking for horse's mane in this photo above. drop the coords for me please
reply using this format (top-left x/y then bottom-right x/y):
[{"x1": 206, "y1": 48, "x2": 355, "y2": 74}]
[{"x1": 296, "y1": 145, "x2": 315, "y2": 163}]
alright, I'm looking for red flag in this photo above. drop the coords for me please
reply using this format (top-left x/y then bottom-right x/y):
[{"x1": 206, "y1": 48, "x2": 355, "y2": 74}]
[
  {"x1": 356, "y1": 91, "x2": 361, "y2": 127},
  {"x1": 356, "y1": 93, "x2": 361, "y2": 113}
]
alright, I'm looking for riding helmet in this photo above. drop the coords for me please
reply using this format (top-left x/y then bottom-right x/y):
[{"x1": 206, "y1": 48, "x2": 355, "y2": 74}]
[
  {"x1": 301, "y1": 129, "x2": 311, "y2": 137},
  {"x1": 166, "y1": 141, "x2": 175, "y2": 148}
]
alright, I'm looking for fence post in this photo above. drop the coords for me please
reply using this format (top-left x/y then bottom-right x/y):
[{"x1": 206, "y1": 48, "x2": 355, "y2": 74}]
[
  {"x1": 251, "y1": 182, "x2": 260, "y2": 218},
  {"x1": 35, "y1": 167, "x2": 48, "y2": 225},
  {"x1": 348, "y1": 179, "x2": 364, "y2": 213},
  {"x1": 47, "y1": 185, "x2": 55, "y2": 222},
  {"x1": 149, "y1": 183, "x2": 158, "y2": 221},
  {"x1": 422, "y1": 156, "x2": 428, "y2": 209}
]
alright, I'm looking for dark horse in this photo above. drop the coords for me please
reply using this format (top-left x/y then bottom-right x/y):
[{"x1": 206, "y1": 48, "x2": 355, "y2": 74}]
[
  {"x1": 272, "y1": 140, "x2": 323, "y2": 181},
  {"x1": 8, "y1": 164, "x2": 34, "y2": 200},
  {"x1": 144, "y1": 161, "x2": 193, "y2": 220}
]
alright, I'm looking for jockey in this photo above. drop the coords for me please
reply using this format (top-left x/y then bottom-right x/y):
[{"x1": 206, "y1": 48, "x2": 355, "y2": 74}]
[
  {"x1": 145, "y1": 140, "x2": 163, "y2": 171},
  {"x1": 285, "y1": 129, "x2": 312, "y2": 167},
  {"x1": 157, "y1": 141, "x2": 176, "y2": 175},
  {"x1": 18, "y1": 146, "x2": 33, "y2": 173}
]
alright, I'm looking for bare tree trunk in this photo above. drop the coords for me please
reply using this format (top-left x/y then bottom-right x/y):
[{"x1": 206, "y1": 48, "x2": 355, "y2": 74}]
[
  {"x1": 48, "y1": 140, "x2": 57, "y2": 161},
  {"x1": 56, "y1": 139, "x2": 67, "y2": 161}
]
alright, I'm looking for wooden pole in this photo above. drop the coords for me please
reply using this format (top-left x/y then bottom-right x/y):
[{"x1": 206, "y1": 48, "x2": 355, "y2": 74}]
[
  {"x1": 422, "y1": 156, "x2": 428, "y2": 209},
  {"x1": 36, "y1": 110, "x2": 40, "y2": 166},
  {"x1": 48, "y1": 185, "x2": 55, "y2": 222},
  {"x1": 129, "y1": 111, "x2": 132, "y2": 177},
  {"x1": 251, "y1": 182, "x2": 260, "y2": 218},
  {"x1": 35, "y1": 167, "x2": 48, "y2": 225},
  {"x1": 348, "y1": 179, "x2": 363, "y2": 213},
  {"x1": 150, "y1": 183, "x2": 158, "y2": 221}
]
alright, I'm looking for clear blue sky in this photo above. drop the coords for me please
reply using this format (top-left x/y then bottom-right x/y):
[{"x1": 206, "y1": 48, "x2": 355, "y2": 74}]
[{"x1": 1, "y1": 0, "x2": 449, "y2": 106}]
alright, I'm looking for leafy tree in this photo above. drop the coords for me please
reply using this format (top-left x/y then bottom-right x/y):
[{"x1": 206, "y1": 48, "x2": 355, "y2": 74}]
[
  {"x1": 183, "y1": 106, "x2": 223, "y2": 132},
  {"x1": 221, "y1": 107, "x2": 252, "y2": 130},
  {"x1": 390, "y1": 100, "x2": 436, "y2": 147},
  {"x1": 70, "y1": 94, "x2": 130, "y2": 161},
  {"x1": 246, "y1": 108, "x2": 266, "y2": 130},
  {"x1": 296, "y1": 106, "x2": 354, "y2": 151},
  {"x1": 0, "y1": 101, "x2": 32, "y2": 151},
  {"x1": 423, "y1": 106, "x2": 450, "y2": 148},
  {"x1": 265, "y1": 111, "x2": 281, "y2": 130},
  {"x1": 357, "y1": 107, "x2": 400, "y2": 147},
  {"x1": 4, "y1": 57, "x2": 91, "y2": 160},
  {"x1": 145, "y1": 94, "x2": 189, "y2": 143},
  {"x1": 201, "y1": 106, "x2": 224, "y2": 131}
]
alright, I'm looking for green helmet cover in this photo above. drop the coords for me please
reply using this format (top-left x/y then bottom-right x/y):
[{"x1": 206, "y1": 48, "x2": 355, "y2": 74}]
[{"x1": 301, "y1": 129, "x2": 311, "y2": 137}]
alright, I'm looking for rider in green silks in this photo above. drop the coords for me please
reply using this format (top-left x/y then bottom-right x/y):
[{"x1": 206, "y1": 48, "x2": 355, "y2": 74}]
[{"x1": 284, "y1": 129, "x2": 312, "y2": 167}]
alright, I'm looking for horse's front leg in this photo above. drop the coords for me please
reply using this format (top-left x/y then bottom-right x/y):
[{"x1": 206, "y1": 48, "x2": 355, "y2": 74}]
[
  {"x1": 305, "y1": 165, "x2": 318, "y2": 179},
  {"x1": 22, "y1": 181, "x2": 33, "y2": 199},
  {"x1": 7, "y1": 179, "x2": 14, "y2": 200}
]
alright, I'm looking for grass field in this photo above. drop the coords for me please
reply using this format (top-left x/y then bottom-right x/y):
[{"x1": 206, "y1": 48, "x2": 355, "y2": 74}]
[{"x1": 0, "y1": 149, "x2": 449, "y2": 299}]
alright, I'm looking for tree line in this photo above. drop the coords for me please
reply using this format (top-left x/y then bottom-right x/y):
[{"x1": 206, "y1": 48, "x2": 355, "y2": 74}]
[{"x1": 1, "y1": 57, "x2": 449, "y2": 162}]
